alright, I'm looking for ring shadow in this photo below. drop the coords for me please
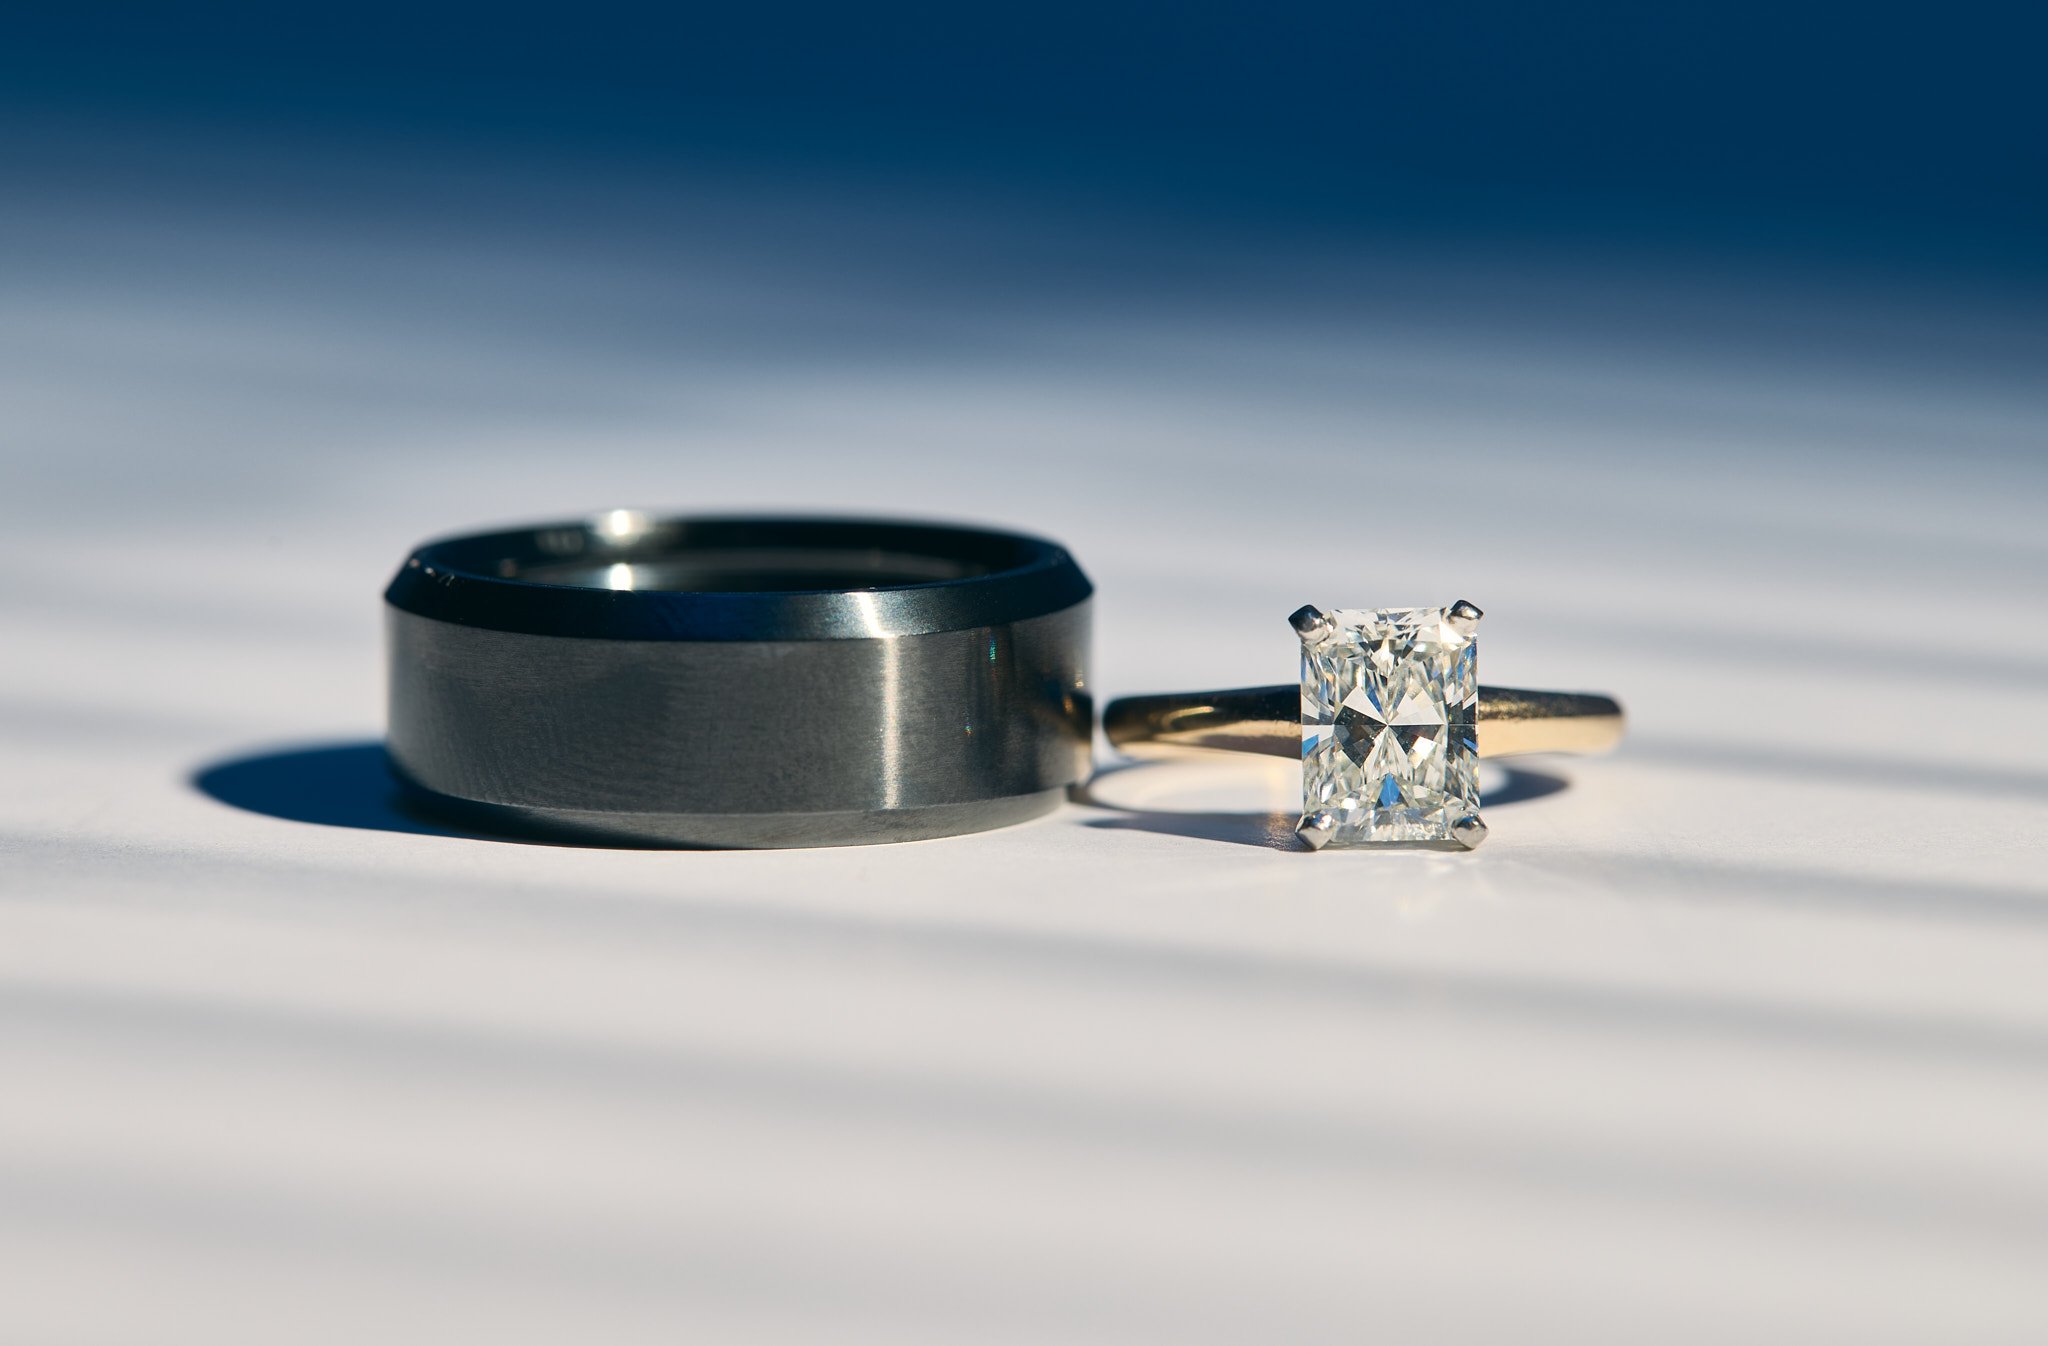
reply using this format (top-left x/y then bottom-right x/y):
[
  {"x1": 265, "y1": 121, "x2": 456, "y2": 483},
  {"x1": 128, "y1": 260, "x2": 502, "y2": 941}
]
[
  {"x1": 191, "y1": 740, "x2": 561, "y2": 845},
  {"x1": 1075, "y1": 761, "x2": 1574, "y2": 850},
  {"x1": 192, "y1": 739, "x2": 1576, "y2": 854}
]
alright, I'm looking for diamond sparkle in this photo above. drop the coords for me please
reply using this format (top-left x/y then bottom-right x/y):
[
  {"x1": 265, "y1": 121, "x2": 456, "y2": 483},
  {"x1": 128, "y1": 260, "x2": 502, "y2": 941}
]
[{"x1": 1301, "y1": 605, "x2": 1479, "y2": 846}]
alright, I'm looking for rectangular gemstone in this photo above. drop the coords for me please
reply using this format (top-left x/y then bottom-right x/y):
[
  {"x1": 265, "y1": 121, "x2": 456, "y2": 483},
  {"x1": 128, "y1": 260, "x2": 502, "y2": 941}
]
[{"x1": 1302, "y1": 606, "x2": 1479, "y2": 845}]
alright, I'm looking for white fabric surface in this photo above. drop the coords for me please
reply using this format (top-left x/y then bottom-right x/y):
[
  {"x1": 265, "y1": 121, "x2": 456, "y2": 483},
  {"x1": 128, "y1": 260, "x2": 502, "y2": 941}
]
[{"x1": 4, "y1": 157, "x2": 2047, "y2": 1343}]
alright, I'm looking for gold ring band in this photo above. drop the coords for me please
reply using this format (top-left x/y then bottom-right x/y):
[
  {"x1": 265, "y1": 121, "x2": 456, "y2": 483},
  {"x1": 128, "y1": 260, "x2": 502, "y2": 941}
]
[
  {"x1": 1104, "y1": 602, "x2": 1622, "y2": 851},
  {"x1": 1103, "y1": 684, "x2": 1625, "y2": 760}
]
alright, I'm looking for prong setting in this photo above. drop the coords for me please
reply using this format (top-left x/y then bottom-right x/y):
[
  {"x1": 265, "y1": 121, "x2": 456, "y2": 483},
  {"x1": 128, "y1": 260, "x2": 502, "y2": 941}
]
[
  {"x1": 1298, "y1": 605, "x2": 1483, "y2": 849},
  {"x1": 1289, "y1": 604, "x2": 1335, "y2": 645},
  {"x1": 1447, "y1": 599, "x2": 1483, "y2": 637},
  {"x1": 1295, "y1": 811, "x2": 1337, "y2": 851},
  {"x1": 1450, "y1": 814, "x2": 1489, "y2": 850}
]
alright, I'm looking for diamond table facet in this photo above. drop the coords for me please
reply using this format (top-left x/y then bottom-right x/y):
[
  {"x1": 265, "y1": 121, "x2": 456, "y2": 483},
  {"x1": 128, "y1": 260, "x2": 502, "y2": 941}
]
[{"x1": 1300, "y1": 605, "x2": 1479, "y2": 846}]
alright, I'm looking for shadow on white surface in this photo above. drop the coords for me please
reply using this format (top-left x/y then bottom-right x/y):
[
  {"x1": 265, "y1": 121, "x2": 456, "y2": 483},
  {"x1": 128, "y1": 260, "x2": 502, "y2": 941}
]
[
  {"x1": 191, "y1": 741, "x2": 1578, "y2": 854},
  {"x1": 191, "y1": 742, "x2": 472, "y2": 842},
  {"x1": 1071, "y1": 757, "x2": 1575, "y2": 850}
]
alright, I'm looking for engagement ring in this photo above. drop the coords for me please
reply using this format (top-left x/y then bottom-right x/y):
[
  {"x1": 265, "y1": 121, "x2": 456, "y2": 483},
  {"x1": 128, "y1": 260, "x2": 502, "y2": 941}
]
[{"x1": 1103, "y1": 603, "x2": 1622, "y2": 851}]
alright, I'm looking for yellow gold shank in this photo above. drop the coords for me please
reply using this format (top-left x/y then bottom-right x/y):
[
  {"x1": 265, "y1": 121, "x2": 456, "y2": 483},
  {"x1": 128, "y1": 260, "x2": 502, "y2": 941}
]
[{"x1": 1102, "y1": 685, "x2": 1624, "y2": 760}]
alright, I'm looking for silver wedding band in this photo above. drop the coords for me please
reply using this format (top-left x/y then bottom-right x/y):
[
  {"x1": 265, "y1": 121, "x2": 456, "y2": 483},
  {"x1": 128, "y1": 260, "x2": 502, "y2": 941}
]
[{"x1": 385, "y1": 513, "x2": 1093, "y2": 847}]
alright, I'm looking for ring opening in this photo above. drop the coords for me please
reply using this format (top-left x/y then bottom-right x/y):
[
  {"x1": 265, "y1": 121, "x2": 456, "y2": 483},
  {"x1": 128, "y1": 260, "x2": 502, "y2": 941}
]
[
  {"x1": 516, "y1": 548, "x2": 984, "y2": 592},
  {"x1": 388, "y1": 515, "x2": 1087, "y2": 641}
]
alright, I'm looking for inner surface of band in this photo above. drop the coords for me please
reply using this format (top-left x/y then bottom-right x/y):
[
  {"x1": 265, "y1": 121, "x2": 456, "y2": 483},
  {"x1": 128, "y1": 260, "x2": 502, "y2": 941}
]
[
  {"x1": 386, "y1": 514, "x2": 1092, "y2": 641},
  {"x1": 493, "y1": 520, "x2": 1016, "y2": 593},
  {"x1": 1103, "y1": 685, "x2": 1624, "y2": 759},
  {"x1": 519, "y1": 548, "x2": 984, "y2": 592}
]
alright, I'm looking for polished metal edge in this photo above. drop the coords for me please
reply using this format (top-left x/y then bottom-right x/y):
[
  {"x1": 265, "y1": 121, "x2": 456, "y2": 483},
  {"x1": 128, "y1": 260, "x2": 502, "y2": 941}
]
[
  {"x1": 385, "y1": 514, "x2": 1093, "y2": 642},
  {"x1": 393, "y1": 767, "x2": 1068, "y2": 849}
]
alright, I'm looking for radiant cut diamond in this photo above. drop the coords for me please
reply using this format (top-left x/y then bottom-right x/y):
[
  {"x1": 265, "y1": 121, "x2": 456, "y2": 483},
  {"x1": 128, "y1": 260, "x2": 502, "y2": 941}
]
[{"x1": 1301, "y1": 605, "x2": 1479, "y2": 846}]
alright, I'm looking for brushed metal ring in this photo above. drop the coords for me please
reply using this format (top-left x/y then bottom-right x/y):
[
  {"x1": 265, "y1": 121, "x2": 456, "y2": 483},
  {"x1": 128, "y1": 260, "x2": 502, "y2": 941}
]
[{"x1": 384, "y1": 513, "x2": 1092, "y2": 847}]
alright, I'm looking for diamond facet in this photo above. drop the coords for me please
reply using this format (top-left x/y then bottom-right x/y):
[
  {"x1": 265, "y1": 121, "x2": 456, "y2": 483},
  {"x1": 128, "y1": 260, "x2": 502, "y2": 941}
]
[{"x1": 1300, "y1": 606, "x2": 1479, "y2": 846}]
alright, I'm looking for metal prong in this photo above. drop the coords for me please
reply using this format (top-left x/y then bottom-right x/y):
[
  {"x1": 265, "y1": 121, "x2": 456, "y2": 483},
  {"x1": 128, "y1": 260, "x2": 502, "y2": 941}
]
[
  {"x1": 1296, "y1": 811, "x2": 1337, "y2": 851},
  {"x1": 1447, "y1": 599, "x2": 1483, "y2": 636},
  {"x1": 1288, "y1": 604, "x2": 1334, "y2": 644},
  {"x1": 1450, "y1": 814, "x2": 1489, "y2": 850}
]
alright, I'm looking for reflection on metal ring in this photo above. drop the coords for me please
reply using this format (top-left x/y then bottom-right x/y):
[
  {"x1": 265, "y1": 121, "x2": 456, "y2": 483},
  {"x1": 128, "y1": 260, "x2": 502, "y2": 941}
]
[{"x1": 384, "y1": 514, "x2": 1093, "y2": 848}]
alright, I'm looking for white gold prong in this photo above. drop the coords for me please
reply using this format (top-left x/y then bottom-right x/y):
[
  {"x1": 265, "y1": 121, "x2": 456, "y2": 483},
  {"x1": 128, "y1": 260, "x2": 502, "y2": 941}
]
[
  {"x1": 1450, "y1": 814, "x2": 1489, "y2": 850},
  {"x1": 1296, "y1": 810, "x2": 1337, "y2": 851},
  {"x1": 1289, "y1": 605, "x2": 1335, "y2": 644},
  {"x1": 1447, "y1": 599, "x2": 1483, "y2": 636}
]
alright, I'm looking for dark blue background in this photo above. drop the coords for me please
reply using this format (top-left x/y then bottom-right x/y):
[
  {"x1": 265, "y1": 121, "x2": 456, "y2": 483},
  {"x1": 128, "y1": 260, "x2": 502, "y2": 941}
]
[{"x1": 4, "y1": 1, "x2": 2041, "y2": 273}]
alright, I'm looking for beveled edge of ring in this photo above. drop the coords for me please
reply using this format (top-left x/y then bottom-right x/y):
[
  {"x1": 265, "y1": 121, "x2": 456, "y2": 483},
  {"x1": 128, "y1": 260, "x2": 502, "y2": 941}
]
[
  {"x1": 393, "y1": 760, "x2": 1068, "y2": 848},
  {"x1": 383, "y1": 513, "x2": 1093, "y2": 642}
]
